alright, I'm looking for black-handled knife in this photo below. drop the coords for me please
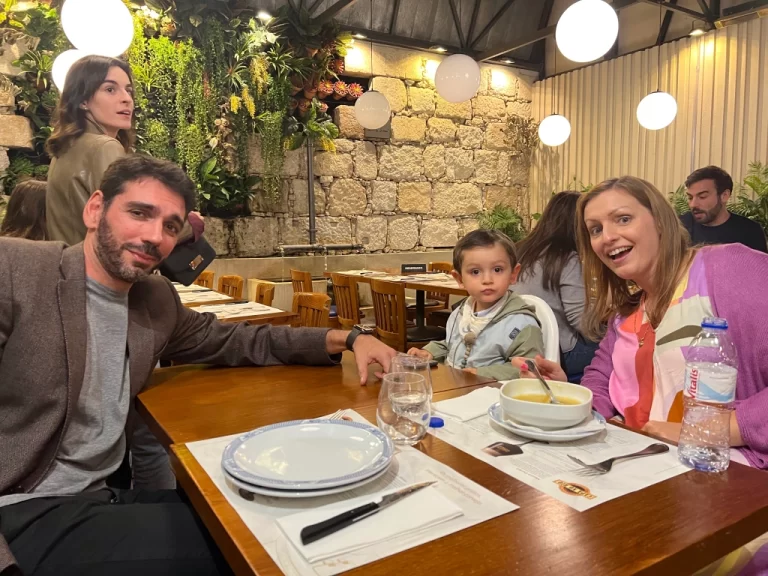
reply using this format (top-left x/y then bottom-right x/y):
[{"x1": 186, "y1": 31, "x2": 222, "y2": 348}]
[{"x1": 299, "y1": 481, "x2": 435, "y2": 546}]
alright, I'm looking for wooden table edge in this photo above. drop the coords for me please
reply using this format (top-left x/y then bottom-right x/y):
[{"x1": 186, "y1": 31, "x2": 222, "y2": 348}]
[
  {"x1": 171, "y1": 444, "x2": 278, "y2": 576},
  {"x1": 167, "y1": 421, "x2": 768, "y2": 576}
]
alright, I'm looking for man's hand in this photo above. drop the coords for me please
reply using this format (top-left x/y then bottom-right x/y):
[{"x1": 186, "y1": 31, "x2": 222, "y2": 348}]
[
  {"x1": 353, "y1": 335, "x2": 397, "y2": 385},
  {"x1": 510, "y1": 355, "x2": 567, "y2": 382},
  {"x1": 407, "y1": 348, "x2": 432, "y2": 360},
  {"x1": 642, "y1": 421, "x2": 681, "y2": 443},
  {"x1": 463, "y1": 367, "x2": 477, "y2": 374}
]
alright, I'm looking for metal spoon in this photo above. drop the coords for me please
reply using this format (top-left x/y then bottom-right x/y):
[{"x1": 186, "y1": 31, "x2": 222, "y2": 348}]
[{"x1": 524, "y1": 359, "x2": 560, "y2": 404}]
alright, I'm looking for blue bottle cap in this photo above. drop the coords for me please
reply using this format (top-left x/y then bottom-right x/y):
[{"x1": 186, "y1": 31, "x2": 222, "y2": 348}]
[
  {"x1": 701, "y1": 316, "x2": 728, "y2": 330},
  {"x1": 429, "y1": 417, "x2": 444, "y2": 428}
]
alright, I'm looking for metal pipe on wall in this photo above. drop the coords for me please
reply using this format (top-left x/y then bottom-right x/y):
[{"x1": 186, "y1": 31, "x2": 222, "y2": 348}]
[{"x1": 306, "y1": 138, "x2": 317, "y2": 245}]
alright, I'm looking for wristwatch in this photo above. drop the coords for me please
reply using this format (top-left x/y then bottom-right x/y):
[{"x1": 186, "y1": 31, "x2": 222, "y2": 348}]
[{"x1": 346, "y1": 324, "x2": 376, "y2": 351}]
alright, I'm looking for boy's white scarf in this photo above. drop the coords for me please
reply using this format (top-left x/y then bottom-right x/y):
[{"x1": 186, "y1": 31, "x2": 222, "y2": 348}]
[{"x1": 449, "y1": 292, "x2": 510, "y2": 368}]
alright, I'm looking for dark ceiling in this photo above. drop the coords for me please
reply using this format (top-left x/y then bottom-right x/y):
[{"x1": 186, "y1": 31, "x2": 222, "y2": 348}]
[{"x1": 247, "y1": 0, "x2": 735, "y2": 76}]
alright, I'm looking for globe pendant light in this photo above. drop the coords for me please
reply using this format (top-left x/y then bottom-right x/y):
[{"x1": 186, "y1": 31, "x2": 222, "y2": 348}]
[
  {"x1": 637, "y1": 90, "x2": 677, "y2": 130},
  {"x1": 354, "y1": 0, "x2": 391, "y2": 130},
  {"x1": 434, "y1": 53, "x2": 481, "y2": 103},
  {"x1": 52, "y1": 49, "x2": 89, "y2": 92},
  {"x1": 556, "y1": 0, "x2": 619, "y2": 63},
  {"x1": 637, "y1": 2, "x2": 677, "y2": 130},
  {"x1": 355, "y1": 90, "x2": 391, "y2": 129},
  {"x1": 539, "y1": 113, "x2": 572, "y2": 147},
  {"x1": 538, "y1": 57, "x2": 571, "y2": 147},
  {"x1": 61, "y1": 0, "x2": 134, "y2": 57}
]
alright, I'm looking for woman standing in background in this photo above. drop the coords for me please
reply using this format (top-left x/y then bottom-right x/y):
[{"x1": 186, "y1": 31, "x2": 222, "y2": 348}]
[
  {"x1": 45, "y1": 55, "x2": 134, "y2": 244},
  {"x1": 515, "y1": 191, "x2": 598, "y2": 381}
]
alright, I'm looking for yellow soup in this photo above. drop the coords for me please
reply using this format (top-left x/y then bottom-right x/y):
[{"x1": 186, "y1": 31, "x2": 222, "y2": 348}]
[{"x1": 513, "y1": 393, "x2": 582, "y2": 405}]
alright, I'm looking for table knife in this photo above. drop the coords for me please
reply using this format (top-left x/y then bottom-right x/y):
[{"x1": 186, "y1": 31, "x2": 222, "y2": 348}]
[{"x1": 299, "y1": 481, "x2": 435, "y2": 545}]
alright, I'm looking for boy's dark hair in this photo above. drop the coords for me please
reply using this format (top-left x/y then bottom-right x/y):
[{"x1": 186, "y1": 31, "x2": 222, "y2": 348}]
[
  {"x1": 453, "y1": 229, "x2": 518, "y2": 272},
  {"x1": 685, "y1": 166, "x2": 733, "y2": 196},
  {"x1": 99, "y1": 155, "x2": 196, "y2": 214}
]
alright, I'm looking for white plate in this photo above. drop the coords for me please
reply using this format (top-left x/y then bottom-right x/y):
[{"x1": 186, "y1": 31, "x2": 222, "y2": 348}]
[
  {"x1": 221, "y1": 419, "x2": 393, "y2": 490},
  {"x1": 488, "y1": 403, "x2": 606, "y2": 442},
  {"x1": 222, "y1": 462, "x2": 392, "y2": 499}
]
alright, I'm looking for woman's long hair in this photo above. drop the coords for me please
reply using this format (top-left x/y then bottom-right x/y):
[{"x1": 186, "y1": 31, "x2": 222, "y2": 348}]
[
  {"x1": 46, "y1": 55, "x2": 135, "y2": 157},
  {"x1": 0, "y1": 180, "x2": 48, "y2": 240},
  {"x1": 517, "y1": 191, "x2": 581, "y2": 292},
  {"x1": 576, "y1": 176, "x2": 691, "y2": 340}
]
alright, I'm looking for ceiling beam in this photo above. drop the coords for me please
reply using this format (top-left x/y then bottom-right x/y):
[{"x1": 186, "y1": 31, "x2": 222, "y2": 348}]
[
  {"x1": 710, "y1": 0, "x2": 720, "y2": 17},
  {"x1": 467, "y1": 0, "x2": 481, "y2": 51},
  {"x1": 657, "y1": 0, "x2": 678, "y2": 44},
  {"x1": 469, "y1": 0, "x2": 518, "y2": 50},
  {"x1": 448, "y1": 0, "x2": 467, "y2": 50},
  {"x1": 309, "y1": 0, "x2": 324, "y2": 14},
  {"x1": 478, "y1": 25, "x2": 555, "y2": 61},
  {"x1": 389, "y1": 0, "x2": 400, "y2": 34},
  {"x1": 531, "y1": 0, "x2": 556, "y2": 65},
  {"x1": 695, "y1": 0, "x2": 711, "y2": 17},
  {"x1": 343, "y1": 26, "x2": 541, "y2": 71},
  {"x1": 314, "y1": 0, "x2": 359, "y2": 24},
  {"x1": 637, "y1": 0, "x2": 709, "y2": 20}
]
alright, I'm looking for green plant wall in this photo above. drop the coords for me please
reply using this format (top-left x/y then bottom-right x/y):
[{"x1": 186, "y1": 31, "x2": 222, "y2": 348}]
[{"x1": 0, "y1": 0, "x2": 351, "y2": 215}]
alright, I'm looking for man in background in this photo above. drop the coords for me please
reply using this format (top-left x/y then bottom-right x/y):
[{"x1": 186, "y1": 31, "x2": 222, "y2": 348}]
[{"x1": 681, "y1": 165, "x2": 767, "y2": 253}]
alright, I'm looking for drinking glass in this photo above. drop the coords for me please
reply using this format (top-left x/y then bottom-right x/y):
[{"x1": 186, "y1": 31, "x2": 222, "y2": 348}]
[
  {"x1": 391, "y1": 353, "x2": 434, "y2": 402},
  {"x1": 376, "y1": 372, "x2": 430, "y2": 446}
]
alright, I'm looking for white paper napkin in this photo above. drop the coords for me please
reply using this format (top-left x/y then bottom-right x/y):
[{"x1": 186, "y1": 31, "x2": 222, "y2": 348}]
[
  {"x1": 503, "y1": 412, "x2": 606, "y2": 434},
  {"x1": 434, "y1": 387, "x2": 500, "y2": 422},
  {"x1": 277, "y1": 485, "x2": 463, "y2": 563}
]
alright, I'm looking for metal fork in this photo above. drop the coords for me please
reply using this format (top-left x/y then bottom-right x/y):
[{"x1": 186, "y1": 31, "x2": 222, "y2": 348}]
[
  {"x1": 326, "y1": 409, "x2": 346, "y2": 420},
  {"x1": 568, "y1": 443, "x2": 670, "y2": 474}
]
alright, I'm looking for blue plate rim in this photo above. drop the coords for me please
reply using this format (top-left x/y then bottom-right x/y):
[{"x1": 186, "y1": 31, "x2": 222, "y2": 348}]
[{"x1": 221, "y1": 418, "x2": 393, "y2": 489}]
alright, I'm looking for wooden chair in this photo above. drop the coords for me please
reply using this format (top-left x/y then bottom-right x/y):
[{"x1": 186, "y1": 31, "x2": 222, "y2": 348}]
[
  {"x1": 247, "y1": 279, "x2": 276, "y2": 306},
  {"x1": 217, "y1": 275, "x2": 244, "y2": 300},
  {"x1": 330, "y1": 273, "x2": 362, "y2": 330},
  {"x1": 291, "y1": 292, "x2": 331, "y2": 328},
  {"x1": 370, "y1": 279, "x2": 445, "y2": 352},
  {"x1": 194, "y1": 270, "x2": 214, "y2": 289},
  {"x1": 290, "y1": 269, "x2": 313, "y2": 293},
  {"x1": 429, "y1": 261, "x2": 453, "y2": 274},
  {"x1": 257, "y1": 284, "x2": 275, "y2": 306}
]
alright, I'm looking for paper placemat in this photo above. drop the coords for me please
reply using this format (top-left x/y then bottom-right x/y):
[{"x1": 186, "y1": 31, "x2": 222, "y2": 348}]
[
  {"x1": 192, "y1": 302, "x2": 283, "y2": 319},
  {"x1": 186, "y1": 410, "x2": 518, "y2": 575},
  {"x1": 429, "y1": 412, "x2": 690, "y2": 512},
  {"x1": 178, "y1": 291, "x2": 234, "y2": 304},
  {"x1": 173, "y1": 283, "x2": 212, "y2": 293}
]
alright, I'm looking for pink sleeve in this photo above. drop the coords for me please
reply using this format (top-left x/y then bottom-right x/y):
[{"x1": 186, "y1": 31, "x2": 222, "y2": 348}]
[
  {"x1": 581, "y1": 319, "x2": 619, "y2": 419},
  {"x1": 704, "y1": 245, "x2": 768, "y2": 469}
]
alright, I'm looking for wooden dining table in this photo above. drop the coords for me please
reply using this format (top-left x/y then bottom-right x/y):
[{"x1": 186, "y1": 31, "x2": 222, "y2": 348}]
[{"x1": 137, "y1": 354, "x2": 768, "y2": 576}]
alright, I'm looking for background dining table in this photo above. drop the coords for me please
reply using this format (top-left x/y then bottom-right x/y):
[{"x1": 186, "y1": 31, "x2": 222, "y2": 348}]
[{"x1": 138, "y1": 354, "x2": 768, "y2": 576}]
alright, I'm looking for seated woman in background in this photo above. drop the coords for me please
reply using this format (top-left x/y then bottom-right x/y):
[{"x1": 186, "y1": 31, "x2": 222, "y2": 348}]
[
  {"x1": 516, "y1": 176, "x2": 768, "y2": 472},
  {"x1": 45, "y1": 55, "x2": 134, "y2": 245},
  {"x1": 0, "y1": 180, "x2": 47, "y2": 240},
  {"x1": 515, "y1": 191, "x2": 598, "y2": 382}
]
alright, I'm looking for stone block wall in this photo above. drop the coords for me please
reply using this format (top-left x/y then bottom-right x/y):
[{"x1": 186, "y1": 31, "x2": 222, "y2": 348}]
[{"x1": 208, "y1": 43, "x2": 536, "y2": 258}]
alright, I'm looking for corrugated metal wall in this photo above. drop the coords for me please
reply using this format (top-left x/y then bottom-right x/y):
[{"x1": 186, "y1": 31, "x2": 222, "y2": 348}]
[{"x1": 530, "y1": 17, "x2": 768, "y2": 216}]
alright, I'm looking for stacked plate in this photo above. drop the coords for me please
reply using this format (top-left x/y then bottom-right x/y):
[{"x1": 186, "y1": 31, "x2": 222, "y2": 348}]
[{"x1": 221, "y1": 419, "x2": 394, "y2": 498}]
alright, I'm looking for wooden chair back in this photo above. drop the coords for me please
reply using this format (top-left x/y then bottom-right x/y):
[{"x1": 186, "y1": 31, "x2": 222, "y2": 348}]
[
  {"x1": 217, "y1": 275, "x2": 244, "y2": 300},
  {"x1": 370, "y1": 279, "x2": 408, "y2": 352},
  {"x1": 257, "y1": 284, "x2": 275, "y2": 306},
  {"x1": 194, "y1": 270, "x2": 215, "y2": 288},
  {"x1": 330, "y1": 273, "x2": 361, "y2": 330},
  {"x1": 290, "y1": 269, "x2": 313, "y2": 294},
  {"x1": 429, "y1": 261, "x2": 453, "y2": 274},
  {"x1": 247, "y1": 279, "x2": 276, "y2": 306},
  {"x1": 427, "y1": 261, "x2": 453, "y2": 308},
  {"x1": 291, "y1": 292, "x2": 331, "y2": 328}
]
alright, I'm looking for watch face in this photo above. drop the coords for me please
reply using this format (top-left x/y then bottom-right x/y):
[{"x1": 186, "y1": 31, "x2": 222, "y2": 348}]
[{"x1": 355, "y1": 324, "x2": 375, "y2": 334}]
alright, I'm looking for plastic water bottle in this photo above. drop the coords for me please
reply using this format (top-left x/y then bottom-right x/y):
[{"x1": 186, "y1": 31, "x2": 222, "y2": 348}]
[{"x1": 678, "y1": 317, "x2": 738, "y2": 472}]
